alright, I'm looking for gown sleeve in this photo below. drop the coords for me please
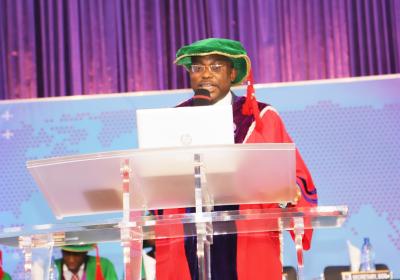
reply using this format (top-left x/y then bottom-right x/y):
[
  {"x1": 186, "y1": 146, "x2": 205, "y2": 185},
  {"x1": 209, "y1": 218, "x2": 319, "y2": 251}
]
[{"x1": 244, "y1": 107, "x2": 318, "y2": 250}]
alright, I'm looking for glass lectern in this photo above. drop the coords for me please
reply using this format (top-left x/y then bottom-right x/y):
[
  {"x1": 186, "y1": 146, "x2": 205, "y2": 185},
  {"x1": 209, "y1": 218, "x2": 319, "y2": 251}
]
[{"x1": 0, "y1": 143, "x2": 348, "y2": 280}]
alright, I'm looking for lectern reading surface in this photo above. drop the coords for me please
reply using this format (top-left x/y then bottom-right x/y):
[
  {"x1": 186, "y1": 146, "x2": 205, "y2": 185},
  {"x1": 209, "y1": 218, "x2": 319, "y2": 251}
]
[{"x1": 27, "y1": 143, "x2": 296, "y2": 218}]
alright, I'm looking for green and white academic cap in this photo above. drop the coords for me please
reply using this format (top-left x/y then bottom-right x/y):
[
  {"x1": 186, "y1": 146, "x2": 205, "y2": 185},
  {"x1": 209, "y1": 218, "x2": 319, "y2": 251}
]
[
  {"x1": 61, "y1": 244, "x2": 96, "y2": 252},
  {"x1": 175, "y1": 38, "x2": 263, "y2": 131},
  {"x1": 174, "y1": 38, "x2": 251, "y2": 85}
]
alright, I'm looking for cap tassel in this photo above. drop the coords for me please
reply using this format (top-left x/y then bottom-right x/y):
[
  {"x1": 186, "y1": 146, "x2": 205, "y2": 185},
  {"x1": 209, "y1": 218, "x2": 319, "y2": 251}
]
[
  {"x1": 241, "y1": 69, "x2": 263, "y2": 132},
  {"x1": 94, "y1": 245, "x2": 105, "y2": 280},
  {"x1": 0, "y1": 250, "x2": 4, "y2": 279}
]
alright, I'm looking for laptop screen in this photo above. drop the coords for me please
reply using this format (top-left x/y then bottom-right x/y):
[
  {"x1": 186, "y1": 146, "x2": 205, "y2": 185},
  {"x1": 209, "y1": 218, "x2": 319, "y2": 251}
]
[{"x1": 136, "y1": 105, "x2": 234, "y2": 149}]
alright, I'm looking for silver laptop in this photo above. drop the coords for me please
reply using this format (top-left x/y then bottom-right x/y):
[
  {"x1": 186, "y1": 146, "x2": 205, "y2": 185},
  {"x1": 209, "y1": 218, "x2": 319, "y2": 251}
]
[{"x1": 136, "y1": 105, "x2": 234, "y2": 148}]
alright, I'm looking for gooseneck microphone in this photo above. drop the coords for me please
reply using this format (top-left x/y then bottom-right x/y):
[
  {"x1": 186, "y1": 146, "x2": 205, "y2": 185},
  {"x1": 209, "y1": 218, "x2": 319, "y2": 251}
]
[{"x1": 193, "y1": 89, "x2": 211, "y2": 106}]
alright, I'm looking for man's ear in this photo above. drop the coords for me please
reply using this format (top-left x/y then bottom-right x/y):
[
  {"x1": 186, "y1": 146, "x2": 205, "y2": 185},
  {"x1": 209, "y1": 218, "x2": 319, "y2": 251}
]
[{"x1": 230, "y1": 68, "x2": 238, "y2": 83}]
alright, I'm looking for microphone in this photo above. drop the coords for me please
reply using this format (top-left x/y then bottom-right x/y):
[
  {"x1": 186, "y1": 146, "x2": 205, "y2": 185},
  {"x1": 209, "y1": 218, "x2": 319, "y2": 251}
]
[{"x1": 193, "y1": 89, "x2": 211, "y2": 106}]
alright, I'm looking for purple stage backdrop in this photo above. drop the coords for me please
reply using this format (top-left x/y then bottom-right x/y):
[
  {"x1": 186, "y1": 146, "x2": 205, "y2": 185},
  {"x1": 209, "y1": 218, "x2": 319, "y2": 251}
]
[{"x1": 1, "y1": 0, "x2": 400, "y2": 100}]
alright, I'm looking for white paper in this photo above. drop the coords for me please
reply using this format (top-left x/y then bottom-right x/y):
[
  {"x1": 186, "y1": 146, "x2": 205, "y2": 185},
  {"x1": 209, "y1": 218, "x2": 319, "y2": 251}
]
[{"x1": 347, "y1": 240, "x2": 361, "y2": 272}]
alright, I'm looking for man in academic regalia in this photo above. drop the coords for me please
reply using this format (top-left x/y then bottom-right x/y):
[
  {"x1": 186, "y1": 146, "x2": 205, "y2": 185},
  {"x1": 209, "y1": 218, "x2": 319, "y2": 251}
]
[
  {"x1": 0, "y1": 250, "x2": 12, "y2": 280},
  {"x1": 154, "y1": 38, "x2": 318, "y2": 280},
  {"x1": 55, "y1": 244, "x2": 117, "y2": 280}
]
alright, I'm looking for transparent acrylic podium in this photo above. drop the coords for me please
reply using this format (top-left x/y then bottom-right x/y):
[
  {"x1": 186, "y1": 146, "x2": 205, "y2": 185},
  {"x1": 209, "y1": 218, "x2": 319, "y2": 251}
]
[{"x1": 0, "y1": 143, "x2": 348, "y2": 280}]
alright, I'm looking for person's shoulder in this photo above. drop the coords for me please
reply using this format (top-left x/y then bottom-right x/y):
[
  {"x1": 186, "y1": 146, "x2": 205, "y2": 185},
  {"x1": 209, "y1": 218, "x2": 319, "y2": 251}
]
[
  {"x1": 99, "y1": 256, "x2": 115, "y2": 266},
  {"x1": 3, "y1": 272, "x2": 12, "y2": 280},
  {"x1": 257, "y1": 100, "x2": 271, "y2": 112},
  {"x1": 86, "y1": 255, "x2": 116, "y2": 268},
  {"x1": 259, "y1": 103, "x2": 279, "y2": 114},
  {"x1": 232, "y1": 95, "x2": 274, "y2": 115},
  {"x1": 259, "y1": 105, "x2": 283, "y2": 125},
  {"x1": 86, "y1": 255, "x2": 117, "y2": 279},
  {"x1": 99, "y1": 256, "x2": 118, "y2": 277},
  {"x1": 232, "y1": 94, "x2": 270, "y2": 109},
  {"x1": 86, "y1": 255, "x2": 109, "y2": 263},
  {"x1": 54, "y1": 258, "x2": 62, "y2": 268}
]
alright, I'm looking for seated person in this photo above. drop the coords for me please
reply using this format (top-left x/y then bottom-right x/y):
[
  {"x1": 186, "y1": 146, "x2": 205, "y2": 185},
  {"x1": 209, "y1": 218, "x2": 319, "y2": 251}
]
[
  {"x1": 0, "y1": 269, "x2": 11, "y2": 280},
  {"x1": 0, "y1": 250, "x2": 12, "y2": 280},
  {"x1": 55, "y1": 244, "x2": 117, "y2": 280}
]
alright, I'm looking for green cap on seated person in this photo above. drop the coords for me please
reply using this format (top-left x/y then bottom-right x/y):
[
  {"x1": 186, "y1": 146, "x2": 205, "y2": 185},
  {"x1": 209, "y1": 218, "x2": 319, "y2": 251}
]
[{"x1": 61, "y1": 244, "x2": 96, "y2": 252}]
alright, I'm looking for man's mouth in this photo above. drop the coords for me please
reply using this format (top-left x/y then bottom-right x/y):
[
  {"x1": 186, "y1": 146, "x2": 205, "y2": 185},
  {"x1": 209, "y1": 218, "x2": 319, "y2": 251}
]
[{"x1": 198, "y1": 82, "x2": 215, "y2": 90}]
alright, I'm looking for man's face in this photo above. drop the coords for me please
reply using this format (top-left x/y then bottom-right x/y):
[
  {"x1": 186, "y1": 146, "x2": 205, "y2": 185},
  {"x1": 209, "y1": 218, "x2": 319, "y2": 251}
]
[
  {"x1": 62, "y1": 250, "x2": 87, "y2": 274},
  {"x1": 189, "y1": 55, "x2": 237, "y2": 104}
]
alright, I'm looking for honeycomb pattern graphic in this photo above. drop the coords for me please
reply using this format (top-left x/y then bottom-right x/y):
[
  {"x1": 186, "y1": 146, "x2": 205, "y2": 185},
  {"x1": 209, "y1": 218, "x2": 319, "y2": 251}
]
[
  {"x1": 282, "y1": 101, "x2": 400, "y2": 249},
  {"x1": 0, "y1": 108, "x2": 138, "y2": 217},
  {"x1": 92, "y1": 109, "x2": 136, "y2": 147},
  {"x1": 0, "y1": 96, "x2": 399, "y2": 279},
  {"x1": 0, "y1": 123, "x2": 45, "y2": 216}
]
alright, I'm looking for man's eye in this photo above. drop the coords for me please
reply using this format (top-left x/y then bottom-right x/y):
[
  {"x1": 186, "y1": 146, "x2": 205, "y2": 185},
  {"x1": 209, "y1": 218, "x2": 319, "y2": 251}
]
[
  {"x1": 190, "y1": 64, "x2": 224, "y2": 73},
  {"x1": 191, "y1": 65, "x2": 204, "y2": 73},
  {"x1": 210, "y1": 65, "x2": 223, "y2": 72}
]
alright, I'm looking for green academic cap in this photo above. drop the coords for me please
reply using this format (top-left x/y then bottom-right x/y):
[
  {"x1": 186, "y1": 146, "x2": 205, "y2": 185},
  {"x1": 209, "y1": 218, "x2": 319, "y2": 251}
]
[
  {"x1": 174, "y1": 38, "x2": 251, "y2": 85},
  {"x1": 175, "y1": 38, "x2": 263, "y2": 131}
]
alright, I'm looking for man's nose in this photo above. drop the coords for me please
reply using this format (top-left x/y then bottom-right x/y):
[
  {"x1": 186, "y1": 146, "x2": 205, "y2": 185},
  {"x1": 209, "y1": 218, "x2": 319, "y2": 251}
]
[
  {"x1": 201, "y1": 66, "x2": 212, "y2": 78},
  {"x1": 64, "y1": 255, "x2": 76, "y2": 264}
]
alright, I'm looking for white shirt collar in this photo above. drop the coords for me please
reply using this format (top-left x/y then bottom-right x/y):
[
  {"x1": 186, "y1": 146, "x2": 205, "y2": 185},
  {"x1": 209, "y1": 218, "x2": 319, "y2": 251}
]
[
  {"x1": 63, "y1": 263, "x2": 85, "y2": 279},
  {"x1": 214, "y1": 91, "x2": 232, "y2": 105}
]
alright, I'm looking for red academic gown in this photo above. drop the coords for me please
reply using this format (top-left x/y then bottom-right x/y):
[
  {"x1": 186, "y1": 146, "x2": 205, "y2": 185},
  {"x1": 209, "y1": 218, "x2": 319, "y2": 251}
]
[{"x1": 154, "y1": 95, "x2": 318, "y2": 280}]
